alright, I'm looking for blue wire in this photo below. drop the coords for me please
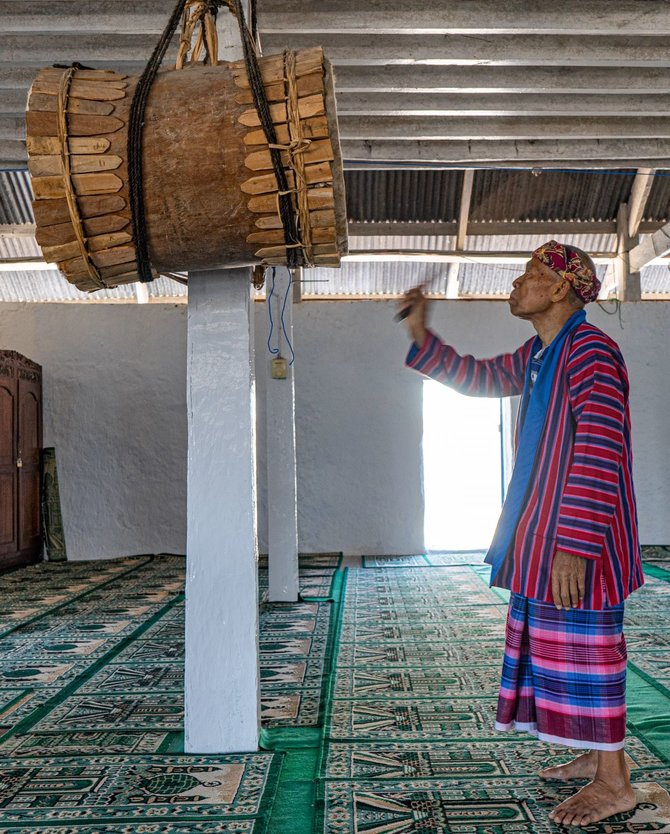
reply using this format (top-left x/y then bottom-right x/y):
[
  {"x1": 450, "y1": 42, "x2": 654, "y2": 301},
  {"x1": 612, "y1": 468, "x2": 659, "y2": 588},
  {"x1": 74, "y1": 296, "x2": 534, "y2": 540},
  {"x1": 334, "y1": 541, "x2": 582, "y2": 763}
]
[
  {"x1": 279, "y1": 270, "x2": 296, "y2": 366},
  {"x1": 267, "y1": 267, "x2": 296, "y2": 366},
  {"x1": 266, "y1": 267, "x2": 280, "y2": 356}
]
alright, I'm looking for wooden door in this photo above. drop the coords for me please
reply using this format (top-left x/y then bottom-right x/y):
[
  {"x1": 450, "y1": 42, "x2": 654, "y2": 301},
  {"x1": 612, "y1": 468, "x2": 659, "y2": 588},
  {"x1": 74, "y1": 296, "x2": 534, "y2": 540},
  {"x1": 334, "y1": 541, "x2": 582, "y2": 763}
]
[
  {"x1": 0, "y1": 352, "x2": 42, "y2": 570},
  {"x1": 0, "y1": 369, "x2": 17, "y2": 561},
  {"x1": 18, "y1": 374, "x2": 42, "y2": 559}
]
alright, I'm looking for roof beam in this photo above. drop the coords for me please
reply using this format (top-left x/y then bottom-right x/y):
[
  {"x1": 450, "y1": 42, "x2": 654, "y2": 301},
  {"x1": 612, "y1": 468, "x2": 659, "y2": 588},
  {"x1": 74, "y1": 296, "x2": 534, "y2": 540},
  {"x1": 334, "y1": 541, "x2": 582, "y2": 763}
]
[
  {"x1": 7, "y1": 64, "x2": 668, "y2": 95},
  {"x1": 616, "y1": 203, "x2": 641, "y2": 301},
  {"x1": 456, "y1": 170, "x2": 474, "y2": 251},
  {"x1": 258, "y1": 1, "x2": 670, "y2": 36},
  {"x1": 0, "y1": 259, "x2": 55, "y2": 272},
  {"x1": 331, "y1": 65, "x2": 670, "y2": 94},
  {"x1": 338, "y1": 116, "x2": 670, "y2": 142},
  {"x1": 0, "y1": 34, "x2": 178, "y2": 64},
  {"x1": 627, "y1": 168, "x2": 656, "y2": 238},
  {"x1": 344, "y1": 250, "x2": 619, "y2": 265},
  {"x1": 335, "y1": 93, "x2": 670, "y2": 118},
  {"x1": 262, "y1": 33, "x2": 670, "y2": 68},
  {"x1": 348, "y1": 221, "x2": 665, "y2": 237},
  {"x1": 0, "y1": 223, "x2": 36, "y2": 236},
  {"x1": 629, "y1": 222, "x2": 670, "y2": 272},
  {"x1": 0, "y1": 1, "x2": 179, "y2": 34},
  {"x1": 19, "y1": 84, "x2": 670, "y2": 119},
  {"x1": 4, "y1": 1, "x2": 669, "y2": 37},
  {"x1": 342, "y1": 138, "x2": 670, "y2": 165}
]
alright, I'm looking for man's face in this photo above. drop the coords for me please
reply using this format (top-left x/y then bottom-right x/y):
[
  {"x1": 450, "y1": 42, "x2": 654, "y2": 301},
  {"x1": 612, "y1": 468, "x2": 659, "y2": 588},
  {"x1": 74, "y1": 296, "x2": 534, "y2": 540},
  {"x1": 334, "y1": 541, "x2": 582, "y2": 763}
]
[{"x1": 508, "y1": 257, "x2": 564, "y2": 319}]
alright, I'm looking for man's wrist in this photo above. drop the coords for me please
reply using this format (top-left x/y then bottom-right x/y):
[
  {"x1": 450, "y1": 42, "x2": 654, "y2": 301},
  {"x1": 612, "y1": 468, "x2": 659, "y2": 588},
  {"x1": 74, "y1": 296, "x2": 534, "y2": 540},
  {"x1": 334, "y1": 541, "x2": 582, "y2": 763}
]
[{"x1": 411, "y1": 326, "x2": 428, "y2": 349}]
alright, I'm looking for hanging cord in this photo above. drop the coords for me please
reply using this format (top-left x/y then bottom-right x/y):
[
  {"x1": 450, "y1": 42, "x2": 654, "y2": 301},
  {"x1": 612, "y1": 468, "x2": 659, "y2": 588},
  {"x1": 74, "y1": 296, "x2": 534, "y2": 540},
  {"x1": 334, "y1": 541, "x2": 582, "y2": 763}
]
[
  {"x1": 129, "y1": 0, "x2": 301, "y2": 284},
  {"x1": 279, "y1": 269, "x2": 296, "y2": 365},
  {"x1": 250, "y1": 0, "x2": 259, "y2": 48},
  {"x1": 266, "y1": 267, "x2": 296, "y2": 365},
  {"x1": 127, "y1": 0, "x2": 189, "y2": 283},
  {"x1": 267, "y1": 267, "x2": 280, "y2": 355}
]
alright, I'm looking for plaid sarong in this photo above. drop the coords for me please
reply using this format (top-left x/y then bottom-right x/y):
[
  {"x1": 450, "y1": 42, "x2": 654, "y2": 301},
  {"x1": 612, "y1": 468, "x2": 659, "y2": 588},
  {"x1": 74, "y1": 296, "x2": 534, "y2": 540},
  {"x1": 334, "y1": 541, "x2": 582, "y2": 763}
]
[{"x1": 495, "y1": 593, "x2": 627, "y2": 750}]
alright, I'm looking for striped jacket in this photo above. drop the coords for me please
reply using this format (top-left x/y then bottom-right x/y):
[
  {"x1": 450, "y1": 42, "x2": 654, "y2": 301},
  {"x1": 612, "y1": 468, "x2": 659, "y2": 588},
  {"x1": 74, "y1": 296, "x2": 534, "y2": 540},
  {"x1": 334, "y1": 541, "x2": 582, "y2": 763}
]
[{"x1": 407, "y1": 322, "x2": 643, "y2": 609}]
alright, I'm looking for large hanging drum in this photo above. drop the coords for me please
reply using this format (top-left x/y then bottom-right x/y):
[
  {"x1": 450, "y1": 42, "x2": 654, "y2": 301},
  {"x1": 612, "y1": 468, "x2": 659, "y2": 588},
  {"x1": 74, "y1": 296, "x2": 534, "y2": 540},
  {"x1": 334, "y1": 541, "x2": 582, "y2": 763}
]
[{"x1": 26, "y1": 47, "x2": 348, "y2": 292}]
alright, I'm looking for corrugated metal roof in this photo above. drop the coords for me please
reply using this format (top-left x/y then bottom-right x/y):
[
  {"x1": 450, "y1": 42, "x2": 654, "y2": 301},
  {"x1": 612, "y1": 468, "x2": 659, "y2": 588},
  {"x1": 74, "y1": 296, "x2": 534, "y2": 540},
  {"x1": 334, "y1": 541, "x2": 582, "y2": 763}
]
[
  {"x1": 0, "y1": 233, "x2": 41, "y2": 260},
  {"x1": 459, "y1": 262, "x2": 610, "y2": 297},
  {"x1": 0, "y1": 270, "x2": 186, "y2": 302},
  {"x1": 1, "y1": 167, "x2": 669, "y2": 300},
  {"x1": 641, "y1": 264, "x2": 670, "y2": 293},
  {"x1": 348, "y1": 234, "x2": 457, "y2": 252},
  {"x1": 645, "y1": 175, "x2": 670, "y2": 221},
  {"x1": 464, "y1": 232, "x2": 618, "y2": 254},
  {"x1": 469, "y1": 169, "x2": 635, "y2": 223},
  {"x1": 301, "y1": 260, "x2": 450, "y2": 297},
  {"x1": 0, "y1": 170, "x2": 33, "y2": 224},
  {"x1": 345, "y1": 169, "x2": 462, "y2": 222}
]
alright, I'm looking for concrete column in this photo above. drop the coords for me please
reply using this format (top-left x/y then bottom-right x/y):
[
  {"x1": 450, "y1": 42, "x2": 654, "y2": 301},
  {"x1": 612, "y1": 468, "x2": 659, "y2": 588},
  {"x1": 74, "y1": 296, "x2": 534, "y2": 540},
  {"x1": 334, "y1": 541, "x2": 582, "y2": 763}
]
[
  {"x1": 266, "y1": 267, "x2": 299, "y2": 602},
  {"x1": 185, "y1": 268, "x2": 260, "y2": 753}
]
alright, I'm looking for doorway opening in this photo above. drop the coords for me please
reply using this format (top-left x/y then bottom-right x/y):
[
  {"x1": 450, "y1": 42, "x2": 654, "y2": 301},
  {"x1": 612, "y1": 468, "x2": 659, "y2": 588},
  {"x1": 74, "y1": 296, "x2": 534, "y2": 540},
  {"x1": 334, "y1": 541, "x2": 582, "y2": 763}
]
[{"x1": 422, "y1": 380, "x2": 506, "y2": 551}]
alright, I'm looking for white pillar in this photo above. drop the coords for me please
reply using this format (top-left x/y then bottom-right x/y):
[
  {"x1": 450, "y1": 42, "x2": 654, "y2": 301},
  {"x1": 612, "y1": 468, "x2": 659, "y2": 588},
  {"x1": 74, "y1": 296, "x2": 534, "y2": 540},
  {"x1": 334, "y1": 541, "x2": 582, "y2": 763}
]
[
  {"x1": 185, "y1": 268, "x2": 260, "y2": 753},
  {"x1": 266, "y1": 267, "x2": 299, "y2": 602}
]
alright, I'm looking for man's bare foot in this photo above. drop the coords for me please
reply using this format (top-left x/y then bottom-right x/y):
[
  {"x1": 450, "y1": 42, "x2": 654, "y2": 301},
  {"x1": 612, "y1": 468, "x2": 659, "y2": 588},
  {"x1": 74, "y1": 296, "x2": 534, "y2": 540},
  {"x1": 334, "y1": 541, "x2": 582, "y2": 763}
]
[
  {"x1": 549, "y1": 778, "x2": 637, "y2": 827},
  {"x1": 539, "y1": 750, "x2": 598, "y2": 781}
]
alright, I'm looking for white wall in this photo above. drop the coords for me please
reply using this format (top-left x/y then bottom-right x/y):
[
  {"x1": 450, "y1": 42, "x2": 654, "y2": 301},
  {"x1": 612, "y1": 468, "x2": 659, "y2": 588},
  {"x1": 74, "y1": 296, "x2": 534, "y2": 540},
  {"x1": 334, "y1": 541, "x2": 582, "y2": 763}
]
[
  {"x1": 279, "y1": 300, "x2": 670, "y2": 552},
  {"x1": 0, "y1": 303, "x2": 187, "y2": 560},
  {"x1": 1, "y1": 299, "x2": 669, "y2": 559}
]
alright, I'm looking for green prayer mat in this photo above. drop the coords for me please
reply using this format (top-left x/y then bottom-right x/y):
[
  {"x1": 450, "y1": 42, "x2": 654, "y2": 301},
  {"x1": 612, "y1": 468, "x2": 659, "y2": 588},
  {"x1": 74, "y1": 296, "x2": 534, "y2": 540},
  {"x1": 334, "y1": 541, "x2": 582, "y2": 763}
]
[
  {"x1": 4, "y1": 552, "x2": 670, "y2": 833},
  {"x1": 315, "y1": 560, "x2": 670, "y2": 833}
]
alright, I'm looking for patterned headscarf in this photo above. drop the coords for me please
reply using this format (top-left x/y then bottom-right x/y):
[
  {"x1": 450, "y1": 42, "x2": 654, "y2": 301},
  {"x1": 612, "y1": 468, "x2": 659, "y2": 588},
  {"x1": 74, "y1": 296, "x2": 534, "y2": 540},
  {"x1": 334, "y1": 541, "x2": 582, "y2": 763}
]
[{"x1": 532, "y1": 240, "x2": 601, "y2": 304}]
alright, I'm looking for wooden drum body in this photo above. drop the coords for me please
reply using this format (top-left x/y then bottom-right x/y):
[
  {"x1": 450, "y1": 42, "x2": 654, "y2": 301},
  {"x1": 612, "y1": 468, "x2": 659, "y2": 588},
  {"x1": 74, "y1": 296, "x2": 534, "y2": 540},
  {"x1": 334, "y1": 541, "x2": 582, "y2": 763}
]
[{"x1": 26, "y1": 47, "x2": 348, "y2": 292}]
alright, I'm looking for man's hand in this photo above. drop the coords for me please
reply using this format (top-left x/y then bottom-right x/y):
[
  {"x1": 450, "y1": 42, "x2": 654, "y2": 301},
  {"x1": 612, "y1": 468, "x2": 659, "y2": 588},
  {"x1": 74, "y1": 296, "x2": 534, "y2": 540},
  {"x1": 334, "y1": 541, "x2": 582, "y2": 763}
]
[
  {"x1": 551, "y1": 550, "x2": 587, "y2": 609},
  {"x1": 398, "y1": 286, "x2": 429, "y2": 347}
]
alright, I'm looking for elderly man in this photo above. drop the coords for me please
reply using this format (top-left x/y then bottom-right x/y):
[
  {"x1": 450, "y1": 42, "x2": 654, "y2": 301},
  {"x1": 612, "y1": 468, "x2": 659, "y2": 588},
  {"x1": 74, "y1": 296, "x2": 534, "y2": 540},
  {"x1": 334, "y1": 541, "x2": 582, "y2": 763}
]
[{"x1": 401, "y1": 241, "x2": 643, "y2": 827}]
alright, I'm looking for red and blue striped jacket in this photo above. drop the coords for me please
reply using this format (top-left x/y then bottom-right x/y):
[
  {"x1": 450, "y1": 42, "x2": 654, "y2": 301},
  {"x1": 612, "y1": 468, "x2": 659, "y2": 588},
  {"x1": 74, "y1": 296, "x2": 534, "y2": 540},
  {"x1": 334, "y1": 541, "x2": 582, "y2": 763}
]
[{"x1": 407, "y1": 322, "x2": 643, "y2": 609}]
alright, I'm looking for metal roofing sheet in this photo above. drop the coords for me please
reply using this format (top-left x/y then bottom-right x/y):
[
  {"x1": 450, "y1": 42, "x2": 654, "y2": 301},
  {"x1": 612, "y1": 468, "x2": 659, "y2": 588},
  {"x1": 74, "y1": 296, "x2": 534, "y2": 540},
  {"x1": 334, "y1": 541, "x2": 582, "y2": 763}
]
[
  {"x1": 464, "y1": 232, "x2": 618, "y2": 254},
  {"x1": 645, "y1": 174, "x2": 670, "y2": 221},
  {"x1": 0, "y1": 270, "x2": 186, "y2": 302},
  {"x1": 0, "y1": 233, "x2": 41, "y2": 260},
  {"x1": 641, "y1": 264, "x2": 670, "y2": 293},
  {"x1": 345, "y1": 168, "x2": 462, "y2": 222},
  {"x1": 0, "y1": 170, "x2": 33, "y2": 225},
  {"x1": 302, "y1": 260, "x2": 450, "y2": 297},
  {"x1": 469, "y1": 169, "x2": 635, "y2": 223}
]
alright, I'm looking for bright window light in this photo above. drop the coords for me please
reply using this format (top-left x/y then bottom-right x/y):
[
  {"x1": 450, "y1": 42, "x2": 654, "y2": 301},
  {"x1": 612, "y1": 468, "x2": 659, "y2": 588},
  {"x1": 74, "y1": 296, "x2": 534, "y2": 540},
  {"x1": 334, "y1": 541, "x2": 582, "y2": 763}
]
[{"x1": 423, "y1": 380, "x2": 503, "y2": 551}]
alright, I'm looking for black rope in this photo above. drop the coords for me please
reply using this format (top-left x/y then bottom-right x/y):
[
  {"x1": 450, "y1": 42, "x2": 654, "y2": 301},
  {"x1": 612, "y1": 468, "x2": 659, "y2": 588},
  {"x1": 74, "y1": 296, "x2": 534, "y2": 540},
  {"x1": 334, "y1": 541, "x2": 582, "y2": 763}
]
[
  {"x1": 128, "y1": 0, "x2": 302, "y2": 282},
  {"x1": 250, "y1": 0, "x2": 258, "y2": 46},
  {"x1": 127, "y1": 0, "x2": 188, "y2": 283}
]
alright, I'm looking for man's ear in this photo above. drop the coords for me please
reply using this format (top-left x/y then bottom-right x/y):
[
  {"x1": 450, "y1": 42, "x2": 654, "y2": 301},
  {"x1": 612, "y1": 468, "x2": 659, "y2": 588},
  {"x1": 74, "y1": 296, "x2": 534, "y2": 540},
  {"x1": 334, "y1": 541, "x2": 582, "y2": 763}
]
[{"x1": 553, "y1": 279, "x2": 571, "y2": 303}]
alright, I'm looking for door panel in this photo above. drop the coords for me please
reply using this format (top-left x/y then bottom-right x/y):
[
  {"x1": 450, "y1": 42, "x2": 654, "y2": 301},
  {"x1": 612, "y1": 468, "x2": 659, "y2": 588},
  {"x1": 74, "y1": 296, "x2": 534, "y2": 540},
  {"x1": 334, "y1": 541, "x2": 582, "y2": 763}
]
[
  {"x1": 0, "y1": 472, "x2": 15, "y2": 547},
  {"x1": 0, "y1": 385, "x2": 14, "y2": 464},
  {"x1": 17, "y1": 380, "x2": 42, "y2": 557},
  {"x1": 19, "y1": 468, "x2": 41, "y2": 549},
  {"x1": 0, "y1": 381, "x2": 17, "y2": 557}
]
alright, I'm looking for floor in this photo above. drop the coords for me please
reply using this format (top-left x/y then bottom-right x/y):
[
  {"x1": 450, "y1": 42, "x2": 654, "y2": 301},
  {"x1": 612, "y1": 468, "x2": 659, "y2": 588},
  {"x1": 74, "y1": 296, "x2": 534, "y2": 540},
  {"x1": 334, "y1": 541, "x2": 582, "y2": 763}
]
[{"x1": 0, "y1": 549, "x2": 669, "y2": 832}]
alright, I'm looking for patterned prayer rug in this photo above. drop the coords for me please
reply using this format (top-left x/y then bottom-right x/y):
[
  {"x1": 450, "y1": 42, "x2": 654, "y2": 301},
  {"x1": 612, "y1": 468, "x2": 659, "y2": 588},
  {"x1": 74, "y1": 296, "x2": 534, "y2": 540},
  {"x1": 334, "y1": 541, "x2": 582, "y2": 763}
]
[
  {"x1": 642, "y1": 545, "x2": 670, "y2": 562},
  {"x1": 317, "y1": 561, "x2": 670, "y2": 833},
  {"x1": 327, "y1": 697, "x2": 501, "y2": 741},
  {"x1": 322, "y1": 736, "x2": 664, "y2": 780},
  {"x1": 425, "y1": 551, "x2": 487, "y2": 566},
  {"x1": 362, "y1": 555, "x2": 429, "y2": 568},
  {"x1": 0, "y1": 753, "x2": 278, "y2": 824},
  {"x1": 0, "y1": 553, "x2": 343, "y2": 832},
  {"x1": 319, "y1": 773, "x2": 670, "y2": 834}
]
